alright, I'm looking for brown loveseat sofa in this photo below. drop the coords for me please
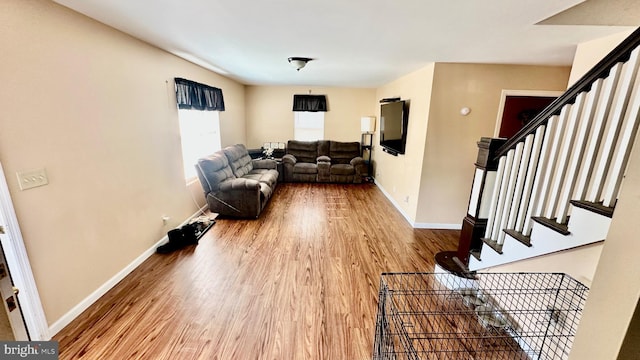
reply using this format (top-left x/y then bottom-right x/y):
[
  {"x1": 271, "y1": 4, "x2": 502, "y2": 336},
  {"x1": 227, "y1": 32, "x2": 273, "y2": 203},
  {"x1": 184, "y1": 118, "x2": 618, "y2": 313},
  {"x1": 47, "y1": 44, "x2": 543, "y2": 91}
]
[
  {"x1": 282, "y1": 140, "x2": 366, "y2": 183},
  {"x1": 195, "y1": 144, "x2": 278, "y2": 218}
]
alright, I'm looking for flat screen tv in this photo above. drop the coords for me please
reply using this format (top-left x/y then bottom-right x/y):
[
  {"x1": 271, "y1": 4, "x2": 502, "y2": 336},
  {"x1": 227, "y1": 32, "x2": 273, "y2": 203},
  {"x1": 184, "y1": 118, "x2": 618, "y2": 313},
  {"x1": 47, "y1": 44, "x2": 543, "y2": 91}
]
[{"x1": 380, "y1": 100, "x2": 409, "y2": 155}]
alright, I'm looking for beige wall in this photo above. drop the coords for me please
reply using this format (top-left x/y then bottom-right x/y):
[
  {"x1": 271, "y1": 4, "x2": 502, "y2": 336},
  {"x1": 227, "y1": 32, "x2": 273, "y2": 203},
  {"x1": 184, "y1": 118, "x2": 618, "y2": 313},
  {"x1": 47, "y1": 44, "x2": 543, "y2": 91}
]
[
  {"x1": 245, "y1": 86, "x2": 376, "y2": 148},
  {"x1": 0, "y1": 0, "x2": 246, "y2": 325},
  {"x1": 416, "y1": 63, "x2": 571, "y2": 225},
  {"x1": 375, "y1": 65, "x2": 436, "y2": 221},
  {"x1": 372, "y1": 63, "x2": 570, "y2": 226},
  {"x1": 568, "y1": 30, "x2": 635, "y2": 87}
]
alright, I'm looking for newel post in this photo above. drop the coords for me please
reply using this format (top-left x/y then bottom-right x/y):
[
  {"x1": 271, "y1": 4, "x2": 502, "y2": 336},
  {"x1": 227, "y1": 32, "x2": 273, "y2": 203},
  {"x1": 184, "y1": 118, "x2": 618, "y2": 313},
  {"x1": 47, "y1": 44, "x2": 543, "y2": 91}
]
[{"x1": 435, "y1": 137, "x2": 505, "y2": 274}]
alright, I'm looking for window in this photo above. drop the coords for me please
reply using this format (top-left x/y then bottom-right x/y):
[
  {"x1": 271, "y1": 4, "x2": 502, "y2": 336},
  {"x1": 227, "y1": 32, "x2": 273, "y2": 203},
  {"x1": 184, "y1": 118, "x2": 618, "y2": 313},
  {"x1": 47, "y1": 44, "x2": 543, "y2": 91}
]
[
  {"x1": 294, "y1": 111, "x2": 324, "y2": 141},
  {"x1": 178, "y1": 109, "x2": 221, "y2": 180}
]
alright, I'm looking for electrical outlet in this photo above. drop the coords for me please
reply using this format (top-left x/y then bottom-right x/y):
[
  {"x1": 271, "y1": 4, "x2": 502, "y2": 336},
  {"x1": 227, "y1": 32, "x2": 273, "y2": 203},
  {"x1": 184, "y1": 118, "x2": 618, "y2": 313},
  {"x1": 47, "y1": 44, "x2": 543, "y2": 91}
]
[
  {"x1": 162, "y1": 215, "x2": 170, "y2": 225},
  {"x1": 16, "y1": 168, "x2": 48, "y2": 191},
  {"x1": 404, "y1": 196, "x2": 409, "y2": 203}
]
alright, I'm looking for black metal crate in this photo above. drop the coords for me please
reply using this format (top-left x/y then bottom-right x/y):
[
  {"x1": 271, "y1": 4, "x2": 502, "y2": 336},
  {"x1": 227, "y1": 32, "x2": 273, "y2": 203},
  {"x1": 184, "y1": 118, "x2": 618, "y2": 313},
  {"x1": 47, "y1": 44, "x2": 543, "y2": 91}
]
[{"x1": 372, "y1": 272, "x2": 589, "y2": 360}]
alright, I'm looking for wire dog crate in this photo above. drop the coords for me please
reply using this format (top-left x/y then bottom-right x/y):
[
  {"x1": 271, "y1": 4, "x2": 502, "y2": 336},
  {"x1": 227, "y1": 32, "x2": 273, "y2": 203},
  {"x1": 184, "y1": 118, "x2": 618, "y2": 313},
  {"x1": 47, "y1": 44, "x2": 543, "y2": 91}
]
[{"x1": 372, "y1": 272, "x2": 589, "y2": 360}]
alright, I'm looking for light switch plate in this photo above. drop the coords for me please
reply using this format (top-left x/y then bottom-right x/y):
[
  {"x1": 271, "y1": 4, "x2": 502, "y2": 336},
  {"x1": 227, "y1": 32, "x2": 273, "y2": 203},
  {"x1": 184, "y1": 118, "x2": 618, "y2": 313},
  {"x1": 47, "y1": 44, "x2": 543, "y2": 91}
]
[{"x1": 16, "y1": 168, "x2": 49, "y2": 191}]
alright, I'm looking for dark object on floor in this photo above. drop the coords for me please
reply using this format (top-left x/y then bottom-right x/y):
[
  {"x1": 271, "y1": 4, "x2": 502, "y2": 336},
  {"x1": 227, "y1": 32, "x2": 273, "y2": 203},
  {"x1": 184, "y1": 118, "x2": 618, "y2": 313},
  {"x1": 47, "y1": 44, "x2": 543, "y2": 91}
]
[
  {"x1": 156, "y1": 219, "x2": 217, "y2": 254},
  {"x1": 181, "y1": 223, "x2": 199, "y2": 245},
  {"x1": 156, "y1": 225, "x2": 198, "y2": 254}
]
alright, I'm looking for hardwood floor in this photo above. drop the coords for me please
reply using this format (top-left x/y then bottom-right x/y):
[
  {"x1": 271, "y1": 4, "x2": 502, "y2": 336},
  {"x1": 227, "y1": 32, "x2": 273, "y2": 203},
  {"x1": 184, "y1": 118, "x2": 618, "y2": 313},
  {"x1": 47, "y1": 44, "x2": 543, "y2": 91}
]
[{"x1": 54, "y1": 183, "x2": 460, "y2": 359}]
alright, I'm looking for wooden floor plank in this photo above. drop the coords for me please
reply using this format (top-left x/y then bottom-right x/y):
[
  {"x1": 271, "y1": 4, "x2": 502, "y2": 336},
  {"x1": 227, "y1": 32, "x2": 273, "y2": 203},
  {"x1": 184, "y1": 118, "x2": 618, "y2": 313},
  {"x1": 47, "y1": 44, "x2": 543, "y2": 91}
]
[{"x1": 54, "y1": 183, "x2": 459, "y2": 359}]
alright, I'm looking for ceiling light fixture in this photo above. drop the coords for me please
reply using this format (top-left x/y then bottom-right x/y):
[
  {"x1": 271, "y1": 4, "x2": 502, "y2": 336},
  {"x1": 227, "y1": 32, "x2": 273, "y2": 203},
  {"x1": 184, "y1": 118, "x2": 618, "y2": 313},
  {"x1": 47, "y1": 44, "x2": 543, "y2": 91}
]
[{"x1": 288, "y1": 57, "x2": 313, "y2": 71}]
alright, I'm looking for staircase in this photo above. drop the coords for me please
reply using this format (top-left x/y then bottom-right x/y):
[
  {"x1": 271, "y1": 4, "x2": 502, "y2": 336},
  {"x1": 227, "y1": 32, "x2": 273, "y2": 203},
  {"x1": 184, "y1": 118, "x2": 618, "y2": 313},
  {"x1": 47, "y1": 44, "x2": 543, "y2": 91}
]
[{"x1": 437, "y1": 28, "x2": 640, "y2": 274}]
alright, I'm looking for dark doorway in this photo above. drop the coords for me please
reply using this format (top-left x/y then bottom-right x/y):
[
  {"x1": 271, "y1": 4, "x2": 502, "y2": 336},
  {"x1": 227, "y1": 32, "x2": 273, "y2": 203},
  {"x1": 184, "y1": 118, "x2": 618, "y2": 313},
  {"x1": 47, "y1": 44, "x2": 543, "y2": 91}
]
[{"x1": 498, "y1": 96, "x2": 557, "y2": 138}]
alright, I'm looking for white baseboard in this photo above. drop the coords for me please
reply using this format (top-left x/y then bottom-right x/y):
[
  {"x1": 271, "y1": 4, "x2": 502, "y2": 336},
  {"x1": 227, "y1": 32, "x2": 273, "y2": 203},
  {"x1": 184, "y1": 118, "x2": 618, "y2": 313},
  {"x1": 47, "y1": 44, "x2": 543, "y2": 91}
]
[
  {"x1": 374, "y1": 180, "x2": 461, "y2": 230},
  {"x1": 374, "y1": 181, "x2": 413, "y2": 225},
  {"x1": 48, "y1": 206, "x2": 207, "y2": 337},
  {"x1": 413, "y1": 222, "x2": 462, "y2": 230}
]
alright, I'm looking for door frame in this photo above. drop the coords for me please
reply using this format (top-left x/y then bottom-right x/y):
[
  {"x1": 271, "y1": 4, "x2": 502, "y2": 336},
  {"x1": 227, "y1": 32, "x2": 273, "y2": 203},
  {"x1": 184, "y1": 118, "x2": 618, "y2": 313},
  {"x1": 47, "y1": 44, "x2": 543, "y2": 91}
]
[
  {"x1": 493, "y1": 89, "x2": 565, "y2": 138},
  {"x1": 0, "y1": 162, "x2": 49, "y2": 340}
]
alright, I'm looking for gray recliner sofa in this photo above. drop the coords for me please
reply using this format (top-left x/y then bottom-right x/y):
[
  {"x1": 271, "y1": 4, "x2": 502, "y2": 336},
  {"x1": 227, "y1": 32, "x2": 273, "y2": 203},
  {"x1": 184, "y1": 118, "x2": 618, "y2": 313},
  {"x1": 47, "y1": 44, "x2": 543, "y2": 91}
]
[
  {"x1": 282, "y1": 140, "x2": 366, "y2": 183},
  {"x1": 195, "y1": 144, "x2": 278, "y2": 218}
]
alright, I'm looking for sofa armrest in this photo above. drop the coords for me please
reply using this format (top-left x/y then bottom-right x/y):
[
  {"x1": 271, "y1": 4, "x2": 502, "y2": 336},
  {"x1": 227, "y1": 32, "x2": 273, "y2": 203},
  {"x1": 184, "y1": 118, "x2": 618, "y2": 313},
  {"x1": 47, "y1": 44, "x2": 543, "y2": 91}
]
[
  {"x1": 350, "y1": 156, "x2": 365, "y2": 167},
  {"x1": 317, "y1": 156, "x2": 331, "y2": 182},
  {"x1": 282, "y1": 154, "x2": 297, "y2": 164},
  {"x1": 218, "y1": 178, "x2": 260, "y2": 191},
  {"x1": 207, "y1": 181, "x2": 263, "y2": 218},
  {"x1": 252, "y1": 158, "x2": 277, "y2": 170},
  {"x1": 351, "y1": 156, "x2": 367, "y2": 183}
]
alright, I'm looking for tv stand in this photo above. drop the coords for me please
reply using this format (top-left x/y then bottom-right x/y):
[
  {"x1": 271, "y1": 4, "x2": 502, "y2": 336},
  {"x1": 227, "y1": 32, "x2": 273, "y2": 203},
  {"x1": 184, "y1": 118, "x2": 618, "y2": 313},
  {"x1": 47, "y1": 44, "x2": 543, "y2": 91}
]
[{"x1": 361, "y1": 133, "x2": 373, "y2": 180}]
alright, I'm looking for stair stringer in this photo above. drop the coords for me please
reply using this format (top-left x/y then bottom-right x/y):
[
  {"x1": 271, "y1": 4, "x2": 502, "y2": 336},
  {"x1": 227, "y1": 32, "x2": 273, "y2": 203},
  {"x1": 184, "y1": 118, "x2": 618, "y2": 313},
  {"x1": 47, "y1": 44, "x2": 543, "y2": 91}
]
[{"x1": 469, "y1": 205, "x2": 611, "y2": 271}]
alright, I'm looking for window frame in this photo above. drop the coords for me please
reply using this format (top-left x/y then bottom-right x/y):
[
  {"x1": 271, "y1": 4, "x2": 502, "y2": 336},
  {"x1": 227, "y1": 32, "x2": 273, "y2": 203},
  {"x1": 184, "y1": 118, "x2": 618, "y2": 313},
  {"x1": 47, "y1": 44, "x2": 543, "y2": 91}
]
[
  {"x1": 293, "y1": 111, "x2": 325, "y2": 141},
  {"x1": 177, "y1": 109, "x2": 221, "y2": 182}
]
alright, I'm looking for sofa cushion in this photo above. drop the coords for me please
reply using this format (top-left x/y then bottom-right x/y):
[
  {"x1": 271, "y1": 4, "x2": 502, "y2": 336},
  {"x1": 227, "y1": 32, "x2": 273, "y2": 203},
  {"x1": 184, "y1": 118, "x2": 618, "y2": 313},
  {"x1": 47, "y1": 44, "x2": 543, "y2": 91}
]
[
  {"x1": 252, "y1": 159, "x2": 277, "y2": 170},
  {"x1": 329, "y1": 141, "x2": 361, "y2": 165},
  {"x1": 196, "y1": 153, "x2": 236, "y2": 193},
  {"x1": 293, "y1": 162, "x2": 318, "y2": 174},
  {"x1": 331, "y1": 163, "x2": 355, "y2": 176},
  {"x1": 287, "y1": 140, "x2": 318, "y2": 163},
  {"x1": 223, "y1": 144, "x2": 254, "y2": 178},
  {"x1": 243, "y1": 169, "x2": 279, "y2": 188},
  {"x1": 330, "y1": 174, "x2": 355, "y2": 183}
]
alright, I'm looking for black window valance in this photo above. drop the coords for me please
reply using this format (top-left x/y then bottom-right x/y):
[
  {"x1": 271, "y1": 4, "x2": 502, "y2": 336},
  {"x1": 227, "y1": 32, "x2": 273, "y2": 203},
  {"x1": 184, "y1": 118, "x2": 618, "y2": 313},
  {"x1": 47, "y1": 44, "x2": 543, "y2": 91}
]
[
  {"x1": 175, "y1": 77, "x2": 225, "y2": 111},
  {"x1": 292, "y1": 94, "x2": 327, "y2": 112}
]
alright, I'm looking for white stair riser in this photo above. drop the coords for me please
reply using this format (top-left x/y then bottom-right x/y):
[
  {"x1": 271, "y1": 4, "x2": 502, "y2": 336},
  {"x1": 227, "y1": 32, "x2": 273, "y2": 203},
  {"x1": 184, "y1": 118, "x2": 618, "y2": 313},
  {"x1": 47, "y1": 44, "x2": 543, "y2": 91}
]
[{"x1": 469, "y1": 206, "x2": 611, "y2": 271}]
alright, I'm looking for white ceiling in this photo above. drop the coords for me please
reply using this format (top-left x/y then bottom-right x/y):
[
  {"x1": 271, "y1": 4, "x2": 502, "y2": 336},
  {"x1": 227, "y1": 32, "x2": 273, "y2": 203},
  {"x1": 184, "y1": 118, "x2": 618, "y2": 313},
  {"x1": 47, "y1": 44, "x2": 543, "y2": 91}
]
[{"x1": 53, "y1": 0, "x2": 638, "y2": 88}]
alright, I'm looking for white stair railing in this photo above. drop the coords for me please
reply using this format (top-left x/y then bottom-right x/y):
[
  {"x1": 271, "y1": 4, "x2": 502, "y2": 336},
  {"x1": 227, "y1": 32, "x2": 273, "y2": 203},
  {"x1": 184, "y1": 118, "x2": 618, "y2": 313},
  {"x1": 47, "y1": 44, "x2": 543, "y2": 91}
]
[
  {"x1": 497, "y1": 144, "x2": 523, "y2": 246},
  {"x1": 507, "y1": 135, "x2": 534, "y2": 232},
  {"x1": 431, "y1": 29, "x2": 640, "y2": 277},
  {"x1": 522, "y1": 122, "x2": 554, "y2": 236},
  {"x1": 573, "y1": 67, "x2": 622, "y2": 201},
  {"x1": 587, "y1": 48, "x2": 640, "y2": 203},
  {"x1": 603, "y1": 66, "x2": 640, "y2": 207},
  {"x1": 514, "y1": 127, "x2": 545, "y2": 233},
  {"x1": 480, "y1": 45, "x2": 640, "y2": 252},
  {"x1": 534, "y1": 107, "x2": 569, "y2": 219},
  {"x1": 556, "y1": 84, "x2": 602, "y2": 223}
]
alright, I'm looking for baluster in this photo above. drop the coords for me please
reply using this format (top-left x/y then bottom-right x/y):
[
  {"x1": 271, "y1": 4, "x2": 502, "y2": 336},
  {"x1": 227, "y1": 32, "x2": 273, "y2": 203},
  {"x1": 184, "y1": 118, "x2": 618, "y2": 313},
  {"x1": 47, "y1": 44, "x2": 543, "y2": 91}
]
[
  {"x1": 556, "y1": 84, "x2": 602, "y2": 223},
  {"x1": 490, "y1": 150, "x2": 514, "y2": 241},
  {"x1": 497, "y1": 144, "x2": 523, "y2": 245},
  {"x1": 588, "y1": 48, "x2": 640, "y2": 202},
  {"x1": 515, "y1": 127, "x2": 546, "y2": 232},
  {"x1": 602, "y1": 67, "x2": 640, "y2": 207},
  {"x1": 544, "y1": 93, "x2": 586, "y2": 220},
  {"x1": 506, "y1": 136, "x2": 533, "y2": 232},
  {"x1": 534, "y1": 106, "x2": 570, "y2": 218},
  {"x1": 523, "y1": 117, "x2": 558, "y2": 236},
  {"x1": 484, "y1": 156, "x2": 506, "y2": 240},
  {"x1": 574, "y1": 65, "x2": 622, "y2": 201}
]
